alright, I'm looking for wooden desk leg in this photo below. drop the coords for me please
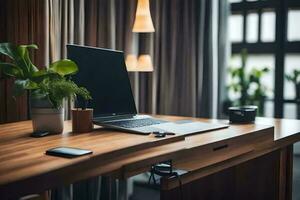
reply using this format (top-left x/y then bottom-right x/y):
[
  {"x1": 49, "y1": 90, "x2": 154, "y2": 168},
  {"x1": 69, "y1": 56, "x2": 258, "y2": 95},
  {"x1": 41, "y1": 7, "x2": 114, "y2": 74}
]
[
  {"x1": 278, "y1": 145, "x2": 294, "y2": 200},
  {"x1": 41, "y1": 191, "x2": 50, "y2": 200},
  {"x1": 118, "y1": 179, "x2": 128, "y2": 200}
]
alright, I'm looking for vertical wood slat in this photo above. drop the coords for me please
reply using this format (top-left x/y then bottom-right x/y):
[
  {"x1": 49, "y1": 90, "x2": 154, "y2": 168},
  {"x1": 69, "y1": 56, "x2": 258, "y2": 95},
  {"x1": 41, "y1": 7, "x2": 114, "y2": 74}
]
[
  {"x1": 286, "y1": 145, "x2": 294, "y2": 200},
  {"x1": 278, "y1": 145, "x2": 294, "y2": 200},
  {"x1": 0, "y1": 0, "x2": 50, "y2": 123},
  {"x1": 0, "y1": 0, "x2": 7, "y2": 123},
  {"x1": 5, "y1": 0, "x2": 29, "y2": 123},
  {"x1": 0, "y1": 0, "x2": 49, "y2": 123},
  {"x1": 278, "y1": 147, "x2": 287, "y2": 200}
]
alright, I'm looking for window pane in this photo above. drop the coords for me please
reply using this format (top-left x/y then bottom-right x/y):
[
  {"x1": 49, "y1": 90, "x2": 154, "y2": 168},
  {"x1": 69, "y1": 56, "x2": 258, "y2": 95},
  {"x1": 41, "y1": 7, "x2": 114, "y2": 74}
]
[
  {"x1": 288, "y1": 10, "x2": 300, "y2": 41},
  {"x1": 229, "y1": 0, "x2": 242, "y2": 3},
  {"x1": 284, "y1": 103, "x2": 298, "y2": 119},
  {"x1": 261, "y1": 11, "x2": 276, "y2": 42},
  {"x1": 227, "y1": 55, "x2": 241, "y2": 100},
  {"x1": 284, "y1": 54, "x2": 300, "y2": 99},
  {"x1": 227, "y1": 54, "x2": 275, "y2": 109},
  {"x1": 246, "y1": 54, "x2": 275, "y2": 99},
  {"x1": 229, "y1": 15, "x2": 243, "y2": 42},
  {"x1": 246, "y1": 13, "x2": 258, "y2": 43},
  {"x1": 264, "y1": 101, "x2": 274, "y2": 117}
]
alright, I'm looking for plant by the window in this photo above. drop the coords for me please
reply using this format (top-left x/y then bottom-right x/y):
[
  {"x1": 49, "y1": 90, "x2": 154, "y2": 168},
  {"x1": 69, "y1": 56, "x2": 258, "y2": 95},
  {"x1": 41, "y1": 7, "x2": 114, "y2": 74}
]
[
  {"x1": 0, "y1": 43, "x2": 91, "y2": 109},
  {"x1": 227, "y1": 49, "x2": 270, "y2": 116},
  {"x1": 285, "y1": 69, "x2": 300, "y2": 100}
]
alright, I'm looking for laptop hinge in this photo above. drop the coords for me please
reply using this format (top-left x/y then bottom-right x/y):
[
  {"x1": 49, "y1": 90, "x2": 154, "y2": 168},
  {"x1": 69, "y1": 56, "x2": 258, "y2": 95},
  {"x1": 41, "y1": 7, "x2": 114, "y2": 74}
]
[{"x1": 93, "y1": 114, "x2": 136, "y2": 122}]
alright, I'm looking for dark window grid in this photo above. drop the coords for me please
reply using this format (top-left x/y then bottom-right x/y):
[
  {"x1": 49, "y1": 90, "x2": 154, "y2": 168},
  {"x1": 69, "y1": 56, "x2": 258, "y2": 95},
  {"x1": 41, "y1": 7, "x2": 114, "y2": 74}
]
[
  {"x1": 232, "y1": 42, "x2": 300, "y2": 53},
  {"x1": 230, "y1": 0, "x2": 300, "y2": 118},
  {"x1": 265, "y1": 98, "x2": 300, "y2": 104}
]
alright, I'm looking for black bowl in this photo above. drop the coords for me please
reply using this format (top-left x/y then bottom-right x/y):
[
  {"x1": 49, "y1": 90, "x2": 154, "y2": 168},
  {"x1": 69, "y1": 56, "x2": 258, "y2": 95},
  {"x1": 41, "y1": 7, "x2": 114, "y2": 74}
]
[{"x1": 228, "y1": 106, "x2": 257, "y2": 123}]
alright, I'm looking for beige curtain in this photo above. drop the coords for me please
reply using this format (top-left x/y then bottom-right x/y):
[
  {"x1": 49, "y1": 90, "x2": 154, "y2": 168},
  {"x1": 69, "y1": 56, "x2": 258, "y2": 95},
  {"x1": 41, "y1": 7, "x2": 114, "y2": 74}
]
[
  {"x1": 151, "y1": 0, "x2": 198, "y2": 116},
  {"x1": 46, "y1": 0, "x2": 137, "y2": 53},
  {"x1": 0, "y1": 0, "x2": 137, "y2": 123},
  {"x1": 138, "y1": 0, "x2": 228, "y2": 118},
  {"x1": 0, "y1": 0, "x2": 229, "y2": 122},
  {"x1": 46, "y1": 0, "x2": 138, "y2": 119},
  {"x1": 0, "y1": 0, "x2": 229, "y2": 199}
]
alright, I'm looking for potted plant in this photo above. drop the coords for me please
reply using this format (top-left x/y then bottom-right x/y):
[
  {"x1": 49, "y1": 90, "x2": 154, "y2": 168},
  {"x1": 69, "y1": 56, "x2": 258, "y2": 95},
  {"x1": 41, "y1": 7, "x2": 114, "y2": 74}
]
[
  {"x1": 286, "y1": 69, "x2": 300, "y2": 118},
  {"x1": 0, "y1": 43, "x2": 91, "y2": 133},
  {"x1": 226, "y1": 49, "x2": 270, "y2": 116}
]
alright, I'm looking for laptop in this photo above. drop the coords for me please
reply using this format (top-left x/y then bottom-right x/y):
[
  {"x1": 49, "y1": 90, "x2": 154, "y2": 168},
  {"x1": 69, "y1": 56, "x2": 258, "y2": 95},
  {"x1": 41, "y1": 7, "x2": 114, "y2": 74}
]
[{"x1": 67, "y1": 44, "x2": 228, "y2": 135}]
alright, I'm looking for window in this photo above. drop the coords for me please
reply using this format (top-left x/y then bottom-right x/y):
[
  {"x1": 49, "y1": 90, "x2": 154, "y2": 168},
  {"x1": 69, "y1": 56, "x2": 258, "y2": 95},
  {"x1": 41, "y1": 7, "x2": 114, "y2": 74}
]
[
  {"x1": 229, "y1": 15, "x2": 244, "y2": 42},
  {"x1": 284, "y1": 54, "x2": 300, "y2": 100},
  {"x1": 261, "y1": 11, "x2": 276, "y2": 42},
  {"x1": 229, "y1": 0, "x2": 300, "y2": 119},
  {"x1": 288, "y1": 10, "x2": 300, "y2": 41},
  {"x1": 246, "y1": 13, "x2": 258, "y2": 43}
]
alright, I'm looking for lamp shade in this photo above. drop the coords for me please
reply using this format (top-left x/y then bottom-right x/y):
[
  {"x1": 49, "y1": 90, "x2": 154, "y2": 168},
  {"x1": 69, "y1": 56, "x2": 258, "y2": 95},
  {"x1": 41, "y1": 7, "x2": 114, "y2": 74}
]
[
  {"x1": 132, "y1": 0, "x2": 155, "y2": 32},
  {"x1": 125, "y1": 54, "x2": 138, "y2": 71},
  {"x1": 137, "y1": 54, "x2": 153, "y2": 72}
]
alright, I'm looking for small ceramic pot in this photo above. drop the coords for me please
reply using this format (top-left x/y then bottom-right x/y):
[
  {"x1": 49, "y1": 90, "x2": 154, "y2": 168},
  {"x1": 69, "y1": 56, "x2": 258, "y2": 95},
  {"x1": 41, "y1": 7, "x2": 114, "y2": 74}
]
[
  {"x1": 31, "y1": 108, "x2": 64, "y2": 134},
  {"x1": 72, "y1": 108, "x2": 93, "y2": 133}
]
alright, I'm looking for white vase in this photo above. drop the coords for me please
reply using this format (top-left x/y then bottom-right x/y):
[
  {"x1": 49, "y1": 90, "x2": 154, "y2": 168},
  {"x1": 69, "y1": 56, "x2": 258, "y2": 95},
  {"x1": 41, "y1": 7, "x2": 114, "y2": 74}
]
[{"x1": 31, "y1": 108, "x2": 64, "y2": 134}]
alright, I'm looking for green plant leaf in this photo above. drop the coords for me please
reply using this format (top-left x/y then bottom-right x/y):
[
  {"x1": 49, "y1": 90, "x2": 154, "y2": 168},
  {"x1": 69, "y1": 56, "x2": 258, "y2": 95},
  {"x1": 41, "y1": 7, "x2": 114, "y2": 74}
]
[
  {"x1": 0, "y1": 43, "x2": 91, "y2": 109},
  {"x1": 0, "y1": 43, "x2": 18, "y2": 60},
  {"x1": 0, "y1": 43, "x2": 31, "y2": 77},
  {"x1": 32, "y1": 69, "x2": 48, "y2": 77},
  {"x1": 13, "y1": 79, "x2": 38, "y2": 97},
  {"x1": 262, "y1": 67, "x2": 270, "y2": 72},
  {"x1": 31, "y1": 69, "x2": 61, "y2": 83},
  {"x1": 285, "y1": 74, "x2": 293, "y2": 82},
  {"x1": 49, "y1": 59, "x2": 78, "y2": 76},
  {"x1": 20, "y1": 44, "x2": 38, "y2": 49},
  {"x1": 0, "y1": 61, "x2": 23, "y2": 78},
  {"x1": 17, "y1": 44, "x2": 38, "y2": 74},
  {"x1": 30, "y1": 89, "x2": 48, "y2": 100}
]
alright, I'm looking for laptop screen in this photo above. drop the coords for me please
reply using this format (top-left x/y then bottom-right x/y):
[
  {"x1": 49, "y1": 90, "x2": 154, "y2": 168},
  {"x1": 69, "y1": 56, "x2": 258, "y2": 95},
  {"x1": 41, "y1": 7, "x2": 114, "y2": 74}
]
[{"x1": 67, "y1": 45, "x2": 137, "y2": 117}]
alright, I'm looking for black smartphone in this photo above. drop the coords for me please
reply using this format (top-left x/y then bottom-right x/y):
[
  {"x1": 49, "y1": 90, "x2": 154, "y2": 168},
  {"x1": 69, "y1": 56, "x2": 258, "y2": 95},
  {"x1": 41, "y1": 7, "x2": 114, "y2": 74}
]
[{"x1": 46, "y1": 147, "x2": 93, "y2": 158}]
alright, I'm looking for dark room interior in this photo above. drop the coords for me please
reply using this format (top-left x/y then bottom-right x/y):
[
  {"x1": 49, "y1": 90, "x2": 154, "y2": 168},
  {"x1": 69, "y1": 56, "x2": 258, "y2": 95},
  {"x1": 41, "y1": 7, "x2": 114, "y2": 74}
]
[{"x1": 0, "y1": 0, "x2": 300, "y2": 200}]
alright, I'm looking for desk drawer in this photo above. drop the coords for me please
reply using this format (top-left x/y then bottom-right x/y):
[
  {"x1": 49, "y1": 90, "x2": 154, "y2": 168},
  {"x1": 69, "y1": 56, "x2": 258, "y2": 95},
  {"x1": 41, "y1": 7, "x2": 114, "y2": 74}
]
[{"x1": 162, "y1": 127, "x2": 274, "y2": 190}]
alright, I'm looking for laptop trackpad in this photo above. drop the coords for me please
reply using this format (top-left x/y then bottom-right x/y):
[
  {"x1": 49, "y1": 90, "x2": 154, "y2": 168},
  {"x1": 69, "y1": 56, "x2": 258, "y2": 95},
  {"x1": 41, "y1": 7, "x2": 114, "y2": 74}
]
[{"x1": 151, "y1": 121, "x2": 229, "y2": 135}]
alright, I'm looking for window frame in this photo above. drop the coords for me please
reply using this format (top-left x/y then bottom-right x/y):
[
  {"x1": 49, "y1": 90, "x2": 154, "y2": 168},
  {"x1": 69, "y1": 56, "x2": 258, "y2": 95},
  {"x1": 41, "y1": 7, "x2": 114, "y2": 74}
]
[{"x1": 230, "y1": 0, "x2": 300, "y2": 118}]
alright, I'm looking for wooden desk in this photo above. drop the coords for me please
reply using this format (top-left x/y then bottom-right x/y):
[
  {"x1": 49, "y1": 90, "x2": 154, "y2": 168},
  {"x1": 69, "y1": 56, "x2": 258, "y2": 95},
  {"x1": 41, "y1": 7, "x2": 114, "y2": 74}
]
[
  {"x1": 0, "y1": 116, "x2": 299, "y2": 200},
  {"x1": 158, "y1": 117, "x2": 300, "y2": 200}
]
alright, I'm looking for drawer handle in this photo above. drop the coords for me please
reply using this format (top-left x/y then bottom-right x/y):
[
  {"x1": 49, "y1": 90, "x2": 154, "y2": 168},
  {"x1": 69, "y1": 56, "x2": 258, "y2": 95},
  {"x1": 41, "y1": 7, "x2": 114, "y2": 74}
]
[{"x1": 213, "y1": 144, "x2": 228, "y2": 151}]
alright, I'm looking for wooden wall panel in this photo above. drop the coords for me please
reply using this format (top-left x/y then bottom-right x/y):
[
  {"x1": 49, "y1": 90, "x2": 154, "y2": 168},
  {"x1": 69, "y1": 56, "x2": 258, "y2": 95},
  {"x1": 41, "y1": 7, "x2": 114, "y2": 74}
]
[
  {"x1": 0, "y1": 0, "x2": 8, "y2": 123},
  {"x1": 0, "y1": 78, "x2": 6, "y2": 123},
  {"x1": 0, "y1": 0, "x2": 47, "y2": 123}
]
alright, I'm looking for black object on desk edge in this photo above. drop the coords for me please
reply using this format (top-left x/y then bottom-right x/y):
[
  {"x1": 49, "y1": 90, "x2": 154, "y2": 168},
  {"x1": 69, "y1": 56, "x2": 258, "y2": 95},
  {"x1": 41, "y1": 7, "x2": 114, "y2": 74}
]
[{"x1": 46, "y1": 147, "x2": 93, "y2": 158}]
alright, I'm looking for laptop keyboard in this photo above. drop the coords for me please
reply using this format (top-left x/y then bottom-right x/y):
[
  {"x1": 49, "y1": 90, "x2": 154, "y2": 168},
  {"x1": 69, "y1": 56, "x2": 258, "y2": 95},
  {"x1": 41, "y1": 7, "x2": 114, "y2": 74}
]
[{"x1": 104, "y1": 118, "x2": 167, "y2": 128}]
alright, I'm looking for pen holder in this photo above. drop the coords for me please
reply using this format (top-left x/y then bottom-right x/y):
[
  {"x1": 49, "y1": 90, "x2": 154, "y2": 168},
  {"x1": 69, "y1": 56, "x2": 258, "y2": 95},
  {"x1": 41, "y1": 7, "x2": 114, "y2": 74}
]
[{"x1": 72, "y1": 108, "x2": 93, "y2": 133}]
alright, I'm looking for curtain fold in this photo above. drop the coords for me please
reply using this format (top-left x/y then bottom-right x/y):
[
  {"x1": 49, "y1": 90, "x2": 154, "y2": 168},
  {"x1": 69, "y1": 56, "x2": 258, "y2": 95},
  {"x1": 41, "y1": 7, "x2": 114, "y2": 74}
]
[
  {"x1": 138, "y1": 0, "x2": 228, "y2": 118},
  {"x1": 149, "y1": 0, "x2": 198, "y2": 116},
  {"x1": 46, "y1": 1, "x2": 137, "y2": 199},
  {"x1": 0, "y1": 0, "x2": 228, "y2": 122},
  {"x1": 218, "y1": 0, "x2": 230, "y2": 118}
]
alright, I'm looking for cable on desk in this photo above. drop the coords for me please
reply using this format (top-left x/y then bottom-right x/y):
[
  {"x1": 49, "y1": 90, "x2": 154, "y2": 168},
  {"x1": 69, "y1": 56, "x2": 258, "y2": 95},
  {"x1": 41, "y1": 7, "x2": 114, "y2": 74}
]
[{"x1": 148, "y1": 160, "x2": 183, "y2": 200}]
